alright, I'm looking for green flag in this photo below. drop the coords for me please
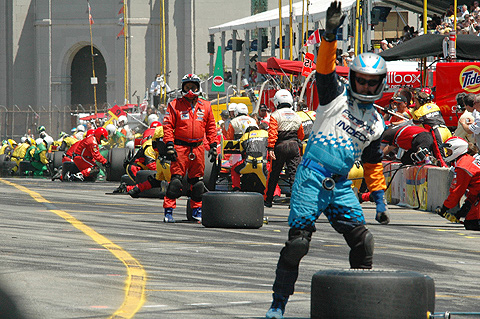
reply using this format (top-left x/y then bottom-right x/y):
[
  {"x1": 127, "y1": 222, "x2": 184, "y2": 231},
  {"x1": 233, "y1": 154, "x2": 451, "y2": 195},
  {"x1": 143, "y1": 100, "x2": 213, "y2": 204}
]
[{"x1": 211, "y1": 45, "x2": 225, "y2": 92}]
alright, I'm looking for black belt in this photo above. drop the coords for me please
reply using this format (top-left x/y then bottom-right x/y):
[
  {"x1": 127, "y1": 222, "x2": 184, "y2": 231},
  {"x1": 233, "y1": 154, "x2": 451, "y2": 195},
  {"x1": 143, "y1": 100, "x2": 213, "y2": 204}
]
[{"x1": 174, "y1": 139, "x2": 203, "y2": 147}]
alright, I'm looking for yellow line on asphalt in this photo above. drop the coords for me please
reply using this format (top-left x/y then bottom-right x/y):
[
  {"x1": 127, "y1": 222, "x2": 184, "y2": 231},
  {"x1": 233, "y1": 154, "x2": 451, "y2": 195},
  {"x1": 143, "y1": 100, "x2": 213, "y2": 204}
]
[{"x1": 0, "y1": 178, "x2": 146, "y2": 319}]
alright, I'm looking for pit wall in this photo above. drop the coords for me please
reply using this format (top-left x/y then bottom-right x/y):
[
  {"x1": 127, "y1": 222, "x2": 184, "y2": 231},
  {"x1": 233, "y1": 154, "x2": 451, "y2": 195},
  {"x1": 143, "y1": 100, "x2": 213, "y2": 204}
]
[{"x1": 383, "y1": 162, "x2": 457, "y2": 212}]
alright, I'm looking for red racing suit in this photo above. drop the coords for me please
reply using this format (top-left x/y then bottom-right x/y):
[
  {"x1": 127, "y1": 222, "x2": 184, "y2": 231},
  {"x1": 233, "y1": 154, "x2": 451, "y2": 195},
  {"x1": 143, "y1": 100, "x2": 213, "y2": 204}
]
[
  {"x1": 63, "y1": 140, "x2": 81, "y2": 163},
  {"x1": 443, "y1": 154, "x2": 480, "y2": 229},
  {"x1": 73, "y1": 135, "x2": 107, "y2": 177},
  {"x1": 162, "y1": 96, "x2": 216, "y2": 209}
]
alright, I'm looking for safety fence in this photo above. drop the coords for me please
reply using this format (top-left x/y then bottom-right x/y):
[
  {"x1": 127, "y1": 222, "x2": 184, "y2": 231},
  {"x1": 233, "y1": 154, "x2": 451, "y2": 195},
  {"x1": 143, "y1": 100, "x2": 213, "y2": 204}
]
[{"x1": 0, "y1": 104, "x2": 112, "y2": 142}]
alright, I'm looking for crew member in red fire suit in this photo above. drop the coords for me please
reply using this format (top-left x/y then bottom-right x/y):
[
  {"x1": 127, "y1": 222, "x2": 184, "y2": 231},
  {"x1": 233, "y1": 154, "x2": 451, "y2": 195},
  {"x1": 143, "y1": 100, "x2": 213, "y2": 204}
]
[
  {"x1": 162, "y1": 73, "x2": 217, "y2": 223},
  {"x1": 71, "y1": 127, "x2": 109, "y2": 181},
  {"x1": 436, "y1": 137, "x2": 480, "y2": 230}
]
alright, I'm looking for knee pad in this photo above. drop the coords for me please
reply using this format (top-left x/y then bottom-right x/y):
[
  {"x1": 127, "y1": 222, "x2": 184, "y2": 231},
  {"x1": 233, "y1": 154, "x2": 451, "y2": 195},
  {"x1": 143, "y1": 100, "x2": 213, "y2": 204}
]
[
  {"x1": 343, "y1": 225, "x2": 374, "y2": 269},
  {"x1": 189, "y1": 177, "x2": 205, "y2": 202},
  {"x1": 280, "y1": 228, "x2": 312, "y2": 268},
  {"x1": 147, "y1": 174, "x2": 162, "y2": 188},
  {"x1": 166, "y1": 175, "x2": 183, "y2": 199}
]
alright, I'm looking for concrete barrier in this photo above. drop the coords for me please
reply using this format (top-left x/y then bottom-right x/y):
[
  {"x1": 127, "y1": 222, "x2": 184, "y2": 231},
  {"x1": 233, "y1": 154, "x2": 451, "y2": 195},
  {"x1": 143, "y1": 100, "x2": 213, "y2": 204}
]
[
  {"x1": 426, "y1": 167, "x2": 455, "y2": 212},
  {"x1": 383, "y1": 162, "x2": 457, "y2": 212}
]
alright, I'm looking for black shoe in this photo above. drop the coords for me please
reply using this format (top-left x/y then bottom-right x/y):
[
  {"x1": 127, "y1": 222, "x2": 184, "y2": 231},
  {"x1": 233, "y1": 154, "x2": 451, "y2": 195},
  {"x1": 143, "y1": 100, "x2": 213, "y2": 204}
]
[
  {"x1": 232, "y1": 187, "x2": 241, "y2": 192},
  {"x1": 113, "y1": 182, "x2": 128, "y2": 193},
  {"x1": 264, "y1": 201, "x2": 272, "y2": 208}
]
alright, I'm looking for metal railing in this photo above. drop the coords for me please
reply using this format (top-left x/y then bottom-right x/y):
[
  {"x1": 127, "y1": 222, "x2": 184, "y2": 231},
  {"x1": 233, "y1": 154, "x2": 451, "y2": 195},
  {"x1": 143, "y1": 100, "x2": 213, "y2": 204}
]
[{"x1": 0, "y1": 104, "x2": 111, "y2": 142}]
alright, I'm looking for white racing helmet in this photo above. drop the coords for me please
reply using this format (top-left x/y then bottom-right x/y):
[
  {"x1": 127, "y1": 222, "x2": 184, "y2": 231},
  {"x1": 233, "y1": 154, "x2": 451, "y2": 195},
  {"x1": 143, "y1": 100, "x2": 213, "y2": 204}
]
[
  {"x1": 349, "y1": 52, "x2": 387, "y2": 103},
  {"x1": 125, "y1": 140, "x2": 135, "y2": 151},
  {"x1": 234, "y1": 103, "x2": 249, "y2": 117},
  {"x1": 181, "y1": 74, "x2": 202, "y2": 98},
  {"x1": 43, "y1": 135, "x2": 54, "y2": 148},
  {"x1": 105, "y1": 124, "x2": 117, "y2": 136},
  {"x1": 35, "y1": 138, "x2": 43, "y2": 146},
  {"x1": 273, "y1": 89, "x2": 294, "y2": 108},
  {"x1": 228, "y1": 103, "x2": 238, "y2": 112},
  {"x1": 442, "y1": 136, "x2": 469, "y2": 163},
  {"x1": 147, "y1": 114, "x2": 159, "y2": 126},
  {"x1": 117, "y1": 115, "x2": 128, "y2": 125},
  {"x1": 76, "y1": 124, "x2": 85, "y2": 132}
]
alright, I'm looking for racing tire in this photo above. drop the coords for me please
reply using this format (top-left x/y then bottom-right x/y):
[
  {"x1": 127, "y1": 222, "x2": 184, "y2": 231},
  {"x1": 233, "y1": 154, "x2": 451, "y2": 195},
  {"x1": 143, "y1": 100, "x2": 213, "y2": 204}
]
[
  {"x1": 106, "y1": 148, "x2": 129, "y2": 182},
  {"x1": 203, "y1": 151, "x2": 219, "y2": 191},
  {"x1": 134, "y1": 170, "x2": 166, "y2": 198},
  {"x1": 51, "y1": 151, "x2": 63, "y2": 170},
  {"x1": 0, "y1": 154, "x2": 5, "y2": 167},
  {"x1": 201, "y1": 192, "x2": 264, "y2": 228},
  {"x1": 186, "y1": 198, "x2": 194, "y2": 221},
  {"x1": 61, "y1": 161, "x2": 79, "y2": 180},
  {"x1": 19, "y1": 161, "x2": 35, "y2": 175},
  {"x1": 311, "y1": 269, "x2": 435, "y2": 319},
  {"x1": 1, "y1": 161, "x2": 16, "y2": 177}
]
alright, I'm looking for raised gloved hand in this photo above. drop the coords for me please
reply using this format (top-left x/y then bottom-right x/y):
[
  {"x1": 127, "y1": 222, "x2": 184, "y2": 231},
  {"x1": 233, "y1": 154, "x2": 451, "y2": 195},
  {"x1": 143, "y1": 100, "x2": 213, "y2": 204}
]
[
  {"x1": 370, "y1": 190, "x2": 390, "y2": 225},
  {"x1": 128, "y1": 186, "x2": 141, "y2": 198},
  {"x1": 436, "y1": 205, "x2": 461, "y2": 223},
  {"x1": 208, "y1": 142, "x2": 218, "y2": 163},
  {"x1": 324, "y1": 1, "x2": 347, "y2": 42},
  {"x1": 166, "y1": 142, "x2": 177, "y2": 162}
]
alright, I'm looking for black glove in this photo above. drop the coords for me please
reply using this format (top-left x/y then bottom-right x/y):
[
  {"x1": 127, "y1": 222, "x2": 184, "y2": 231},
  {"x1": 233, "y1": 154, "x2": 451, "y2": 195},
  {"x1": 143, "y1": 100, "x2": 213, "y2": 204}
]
[
  {"x1": 166, "y1": 142, "x2": 177, "y2": 162},
  {"x1": 104, "y1": 161, "x2": 111, "y2": 169},
  {"x1": 208, "y1": 142, "x2": 218, "y2": 163},
  {"x1": 456, "y1": 201, "x2": 472, "y2": 218},
  {"x1": 436, "y1": 205, "x2": 461, "y2": 223},
  {"x1": 128, "y1": 186, "x2": 141, "y2": 198},
  {"x1": 324, "y1": 1, "x2": 346, "y2": 42}
]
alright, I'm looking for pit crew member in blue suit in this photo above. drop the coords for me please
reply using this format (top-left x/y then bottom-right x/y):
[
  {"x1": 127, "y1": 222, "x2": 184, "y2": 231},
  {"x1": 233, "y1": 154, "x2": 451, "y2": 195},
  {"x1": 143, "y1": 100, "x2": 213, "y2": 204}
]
[{"x1": 265, "y1": 2, "x2": 389, "y2": 318}]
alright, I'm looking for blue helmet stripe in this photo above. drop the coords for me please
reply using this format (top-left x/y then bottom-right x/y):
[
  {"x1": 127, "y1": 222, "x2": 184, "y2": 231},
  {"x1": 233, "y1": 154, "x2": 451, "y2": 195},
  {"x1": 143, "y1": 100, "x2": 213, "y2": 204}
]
[
  {"x1": 372, "y1": 58, "x2": 381, "y2": 69},
  {"x1": 358, "y1": 55, "x2": 366, "y2": 67}
]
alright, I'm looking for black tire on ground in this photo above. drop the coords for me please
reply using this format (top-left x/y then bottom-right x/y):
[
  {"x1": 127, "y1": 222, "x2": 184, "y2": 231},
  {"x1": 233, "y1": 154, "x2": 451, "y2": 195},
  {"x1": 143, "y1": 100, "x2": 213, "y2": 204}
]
[
  {"x1": 61, "y1": 161, "x2": 79, "y2": 180},
  {"x1": 134, "y1": 170, "x2": 166, "y2": 198},
  {"x1": 311, "y1": 270, "x2": 435, "y2": 319},
  {"x1": 186, "y1": 198, "x2": 194, "y2": 221},
  {"x1": 0, "y1": 154, "x2": 5, "y2": 168},
  {"x1": 52, "y1": 151, "x2": 63, "y2": 170},
  {"x1": 19, "y1": 161, "x2": 35, "y2": 175},
  {"x1": 201, "y1": 192, "x2": 264, "y2": 228},
  {"x1": 106, "y1": 148, "x2": 129, "y2": 182},
  {"x1": 203, "y1": 151, "x2": 218, "y2": 191},
  {"x1": 1, "y1": 161, "x2": 16, "y2": 176},
  {"x1": 181, "y1": 175, "x2": 190, "y2": 196}
]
